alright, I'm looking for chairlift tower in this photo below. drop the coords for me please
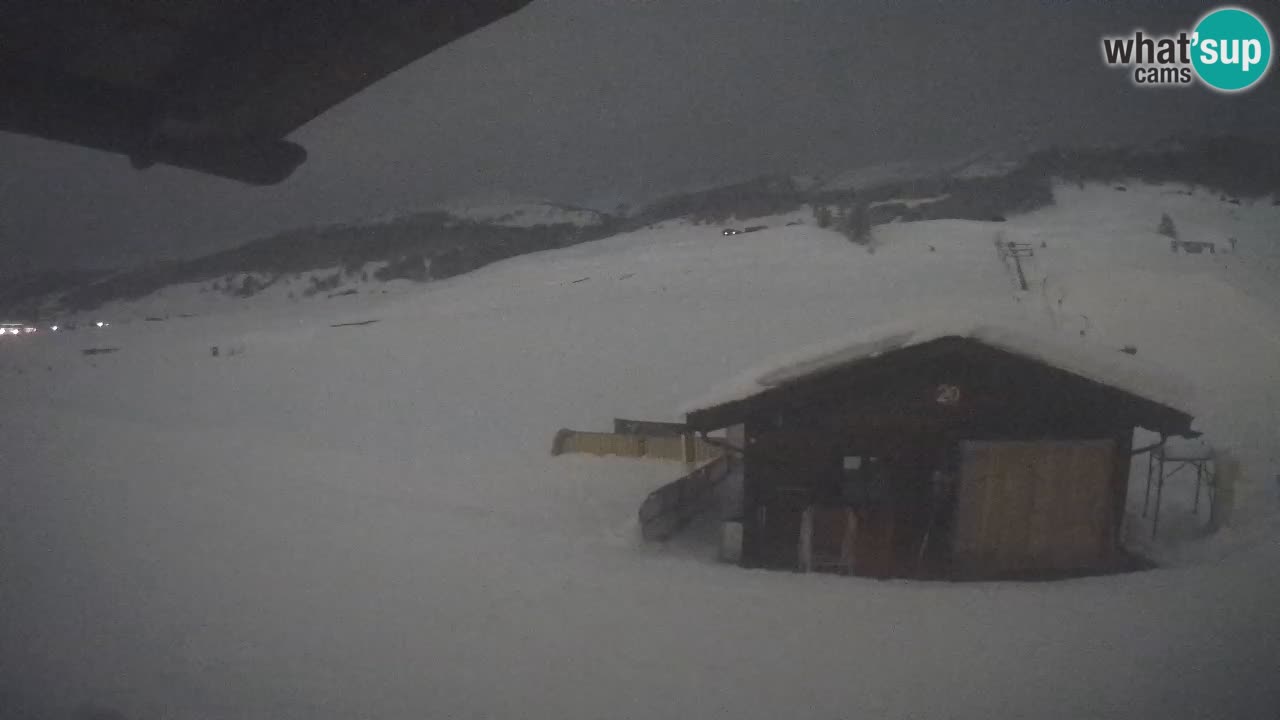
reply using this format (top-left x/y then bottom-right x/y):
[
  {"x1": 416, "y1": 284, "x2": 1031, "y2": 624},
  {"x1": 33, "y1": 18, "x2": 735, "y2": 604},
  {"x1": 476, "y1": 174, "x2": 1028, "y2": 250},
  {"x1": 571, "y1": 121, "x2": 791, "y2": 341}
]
[{"x1": 995, "y1": 237, "x2": 1035, "y2": 291}]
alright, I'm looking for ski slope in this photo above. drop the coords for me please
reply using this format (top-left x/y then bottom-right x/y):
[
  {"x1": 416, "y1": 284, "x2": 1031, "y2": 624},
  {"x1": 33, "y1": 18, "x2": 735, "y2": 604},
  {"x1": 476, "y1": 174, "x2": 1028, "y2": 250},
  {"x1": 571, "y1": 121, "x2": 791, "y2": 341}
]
[{"x1": 2, "y1": 182, "x2": 1279, "y2": 720}]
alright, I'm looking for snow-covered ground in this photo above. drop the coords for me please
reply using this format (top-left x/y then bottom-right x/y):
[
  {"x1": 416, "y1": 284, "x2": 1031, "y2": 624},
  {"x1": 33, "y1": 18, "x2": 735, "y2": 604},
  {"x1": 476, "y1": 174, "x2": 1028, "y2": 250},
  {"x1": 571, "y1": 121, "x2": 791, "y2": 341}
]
[
  {"x1": 55, "y1": 265, "x2": 426, "y2": 324},
  {"x1": 2, "y1": 182, "x2": 1279, "y2": 720}
]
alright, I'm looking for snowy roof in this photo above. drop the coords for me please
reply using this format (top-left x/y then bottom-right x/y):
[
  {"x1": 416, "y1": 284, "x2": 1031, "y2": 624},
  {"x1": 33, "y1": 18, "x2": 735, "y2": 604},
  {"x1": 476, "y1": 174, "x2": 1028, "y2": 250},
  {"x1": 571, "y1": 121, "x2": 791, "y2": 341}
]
[
  {"x1": 682, "y1": 313, "x2": 1197, "y2": 421},
  {"x1": 1158, "y1": 437, "x2": 1215, "y2": 460}
]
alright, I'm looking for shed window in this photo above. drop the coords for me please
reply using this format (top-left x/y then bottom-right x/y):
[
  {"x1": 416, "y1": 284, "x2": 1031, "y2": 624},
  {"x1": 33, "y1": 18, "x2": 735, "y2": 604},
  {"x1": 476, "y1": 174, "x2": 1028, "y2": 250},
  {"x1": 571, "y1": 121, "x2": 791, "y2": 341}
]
[{"x1": 841, "y1": 455, "x2": 888, "y2": 505}]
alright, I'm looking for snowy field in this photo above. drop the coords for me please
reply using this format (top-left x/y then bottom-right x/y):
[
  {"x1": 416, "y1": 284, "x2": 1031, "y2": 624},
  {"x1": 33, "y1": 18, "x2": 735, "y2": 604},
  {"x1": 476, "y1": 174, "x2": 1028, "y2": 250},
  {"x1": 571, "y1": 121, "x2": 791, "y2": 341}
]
[{"x1": 2, "y1": 182, "x2": 1279, "y2": 719}]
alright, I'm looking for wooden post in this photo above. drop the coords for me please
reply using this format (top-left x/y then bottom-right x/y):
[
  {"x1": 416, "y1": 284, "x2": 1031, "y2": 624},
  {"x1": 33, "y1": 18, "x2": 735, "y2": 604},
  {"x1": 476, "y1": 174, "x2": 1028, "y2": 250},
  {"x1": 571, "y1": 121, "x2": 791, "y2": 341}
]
[
  {"x1": 1210, "y1": 451, "x2": 1237, "y2": 532},
  {"x1": 682, "y1": 432, "x2": 695, "y2": 464},
  {"x1": 1111, "y1": 428, "x2": 1134, "y2": 551},
  {"x1": 797, "y1": 507, "x2": 813, "y2": 572},
  {"x1": 550, "y1": 428, "x2": 572, "y2": 456}
]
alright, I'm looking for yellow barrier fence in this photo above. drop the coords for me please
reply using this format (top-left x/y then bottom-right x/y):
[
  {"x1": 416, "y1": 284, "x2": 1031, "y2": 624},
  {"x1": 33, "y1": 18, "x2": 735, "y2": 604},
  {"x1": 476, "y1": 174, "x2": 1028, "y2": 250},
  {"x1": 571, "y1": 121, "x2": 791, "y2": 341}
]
[{"x1": 551, "y1": 429, "x2": 721, "y2": 462}]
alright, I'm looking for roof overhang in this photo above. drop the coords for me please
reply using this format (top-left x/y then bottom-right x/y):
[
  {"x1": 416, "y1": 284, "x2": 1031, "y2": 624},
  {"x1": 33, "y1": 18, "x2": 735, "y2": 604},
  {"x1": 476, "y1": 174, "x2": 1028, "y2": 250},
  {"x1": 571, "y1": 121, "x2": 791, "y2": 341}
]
[
  {"x1": 685, "y1": 324, "x2": 1197, "y2": 438},
  {"x1": 0, "y1": 0, "x2": 535, "y2": 184}
]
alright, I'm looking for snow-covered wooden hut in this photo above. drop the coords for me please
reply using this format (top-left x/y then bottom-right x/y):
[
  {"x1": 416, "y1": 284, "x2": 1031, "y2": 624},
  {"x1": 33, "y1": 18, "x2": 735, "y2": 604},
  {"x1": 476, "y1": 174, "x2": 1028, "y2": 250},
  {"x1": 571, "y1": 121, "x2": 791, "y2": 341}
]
[{"x1": 682, "y1": 317, "x2": 1197, "y2": 580}]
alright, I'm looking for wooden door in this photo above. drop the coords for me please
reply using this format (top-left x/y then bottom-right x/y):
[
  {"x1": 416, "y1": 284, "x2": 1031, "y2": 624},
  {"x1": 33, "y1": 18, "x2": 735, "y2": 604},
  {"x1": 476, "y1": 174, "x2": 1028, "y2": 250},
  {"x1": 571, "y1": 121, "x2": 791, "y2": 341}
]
[
  {"x1": 953, "y1": 440, "x2": 1116, "y2": 578},
  {"x1": 756, "y1": 485, "x2": 810, "y2": 570},
  {"x1": 853, "y1": 506, "x2": 897, "y2": 578}
]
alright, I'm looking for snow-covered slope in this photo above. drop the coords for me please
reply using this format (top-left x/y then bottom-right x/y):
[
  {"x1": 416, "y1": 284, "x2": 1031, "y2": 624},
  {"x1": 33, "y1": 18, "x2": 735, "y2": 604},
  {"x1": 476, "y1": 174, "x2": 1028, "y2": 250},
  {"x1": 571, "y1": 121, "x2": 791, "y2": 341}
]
[
  {"x1": 2, "y1": 181, "x2": 1279, "y2": 720},
  {"x1": 56, "y1": 264, "x2": 425, "y2": 324}
]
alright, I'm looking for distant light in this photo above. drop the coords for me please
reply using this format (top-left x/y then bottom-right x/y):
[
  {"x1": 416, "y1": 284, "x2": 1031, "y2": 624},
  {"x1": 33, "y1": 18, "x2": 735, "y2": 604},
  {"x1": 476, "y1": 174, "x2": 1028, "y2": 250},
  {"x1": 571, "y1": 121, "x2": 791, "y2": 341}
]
[
  {"x1": 50, "y1": 325, "x2": 59, "y2": 331},
  {"x1": 23, "y1": 327, "x2": 35, "y2": 333},
  {"x1": 96, "y1": 321, "x2": 105, "y2": 328}
]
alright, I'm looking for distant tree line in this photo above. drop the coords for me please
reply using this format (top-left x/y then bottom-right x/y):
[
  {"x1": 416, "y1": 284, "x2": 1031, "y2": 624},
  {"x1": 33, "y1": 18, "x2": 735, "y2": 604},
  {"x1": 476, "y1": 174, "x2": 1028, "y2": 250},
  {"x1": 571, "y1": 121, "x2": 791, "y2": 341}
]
[
  {"x1": 1023, "y1": 135, "x2": 1280, "y2": 199},
  {"x1": 54, "y1": 213, "x2": 625, "y2": 311}
]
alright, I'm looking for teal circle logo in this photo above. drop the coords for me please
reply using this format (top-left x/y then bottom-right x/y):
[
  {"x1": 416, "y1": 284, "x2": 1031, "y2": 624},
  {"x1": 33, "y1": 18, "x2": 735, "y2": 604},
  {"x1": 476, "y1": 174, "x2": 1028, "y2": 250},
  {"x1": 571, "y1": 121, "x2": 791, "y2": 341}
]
[{"x1": 1192, "y1": 7, "x2": 1272, "y2": 92}]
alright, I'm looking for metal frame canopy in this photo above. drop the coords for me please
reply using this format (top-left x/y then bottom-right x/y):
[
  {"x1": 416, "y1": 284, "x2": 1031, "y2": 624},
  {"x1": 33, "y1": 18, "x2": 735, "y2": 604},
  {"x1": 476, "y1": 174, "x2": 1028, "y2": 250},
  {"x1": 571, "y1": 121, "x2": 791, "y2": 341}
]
[{"x1": 0, "y1": 0, "x2": 535, "y2": 184}]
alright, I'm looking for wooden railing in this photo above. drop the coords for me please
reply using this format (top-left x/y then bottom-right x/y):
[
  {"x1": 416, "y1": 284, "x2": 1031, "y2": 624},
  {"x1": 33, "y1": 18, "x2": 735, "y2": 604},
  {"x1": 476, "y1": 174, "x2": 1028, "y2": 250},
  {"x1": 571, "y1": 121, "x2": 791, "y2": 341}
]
[
  {"x1": 638, "y1": 454, "x2": 733, "y2": 542},
  {"x1": 613, "y1": 418, "x2": 686, "y2": 436},
  {"x1": 550, "y1": 428, "x2": 721, "y2": 463}
]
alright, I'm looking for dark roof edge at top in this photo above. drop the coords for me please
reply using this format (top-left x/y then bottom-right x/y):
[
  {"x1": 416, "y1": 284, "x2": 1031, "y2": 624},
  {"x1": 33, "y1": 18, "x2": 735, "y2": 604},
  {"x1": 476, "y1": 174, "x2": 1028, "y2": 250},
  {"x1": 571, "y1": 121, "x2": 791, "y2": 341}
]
[{"x1": 0, "y1": 0, "x2": 536, "y2": 184}]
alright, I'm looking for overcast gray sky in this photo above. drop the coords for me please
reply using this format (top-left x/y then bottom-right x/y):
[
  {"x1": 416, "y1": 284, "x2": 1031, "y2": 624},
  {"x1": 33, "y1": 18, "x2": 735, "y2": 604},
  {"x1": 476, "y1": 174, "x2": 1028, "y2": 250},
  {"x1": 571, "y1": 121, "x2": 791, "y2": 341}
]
[{"x1": 3, "y1": 0, "x2": 1279, "y2": 274}]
